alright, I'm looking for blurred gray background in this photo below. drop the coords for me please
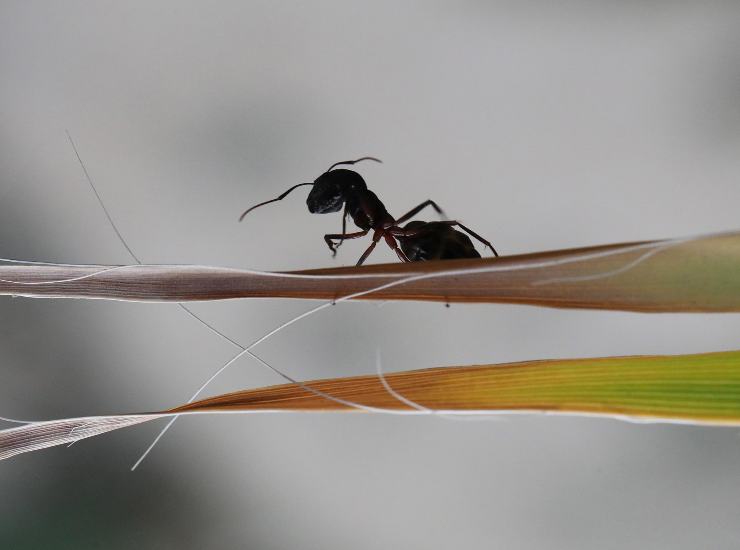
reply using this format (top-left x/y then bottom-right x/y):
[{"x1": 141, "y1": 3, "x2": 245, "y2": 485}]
[{"x1": 1, "y1": 1, "x2": 740, "y2": 548}]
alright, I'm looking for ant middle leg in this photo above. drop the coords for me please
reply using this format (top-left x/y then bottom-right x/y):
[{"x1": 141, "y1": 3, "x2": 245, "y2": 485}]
[
  {"x1": 356, "y1": 230, "x2": 384, "y2": 266},
  {"x1": 384, "y1": 233, "x2": 410, "y2": 262},
  {"x1": 395, "y1": 200, "x2": 447, "y2": 224},
  {"x1": 324, "y1": 229, "x2": 369, "y2": 257}
]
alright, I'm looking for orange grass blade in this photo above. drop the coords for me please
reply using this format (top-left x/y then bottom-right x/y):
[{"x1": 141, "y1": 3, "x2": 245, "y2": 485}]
[
  {"x1": 173, "y1": 350, "x2": 740, "y2": 423},
  {"x1": 0, "y1": 231, "x2": 739, "y2": 311},
  {"x1": 3, "y1": 350, "x2": 740, "y2": 460}
]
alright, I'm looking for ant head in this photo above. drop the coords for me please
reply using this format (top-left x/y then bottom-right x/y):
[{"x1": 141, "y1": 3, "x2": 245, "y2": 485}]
[
  {"x1": 307, "y1": 169, "x2": 367, "y2": 213},
  {"x1": 239, "y1": 156, "x2": 381, "y2": 221},
  {"x1": 306, "y1": 157, "x2": 380, "y2": 214}
]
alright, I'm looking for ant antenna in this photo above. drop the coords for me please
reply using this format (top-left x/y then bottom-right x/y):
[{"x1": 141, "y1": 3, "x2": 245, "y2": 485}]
[
  {"x1": 239, "y1": 157, "x2": 382, "y2": 221},
  {"x1": 238, "y1": 182, "x2": 314, "y2": 221},
  {"x1": 326, "y1": 156, "x2": 382, "y2": 172}
]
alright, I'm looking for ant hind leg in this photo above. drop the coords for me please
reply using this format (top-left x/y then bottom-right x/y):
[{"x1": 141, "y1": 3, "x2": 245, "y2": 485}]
[
  {"x1": 443, "y1": 221, "x2": 498, "y2": 257},
  {"x1": 395, "y1": 200, "x2": 447, "y2": 224}
]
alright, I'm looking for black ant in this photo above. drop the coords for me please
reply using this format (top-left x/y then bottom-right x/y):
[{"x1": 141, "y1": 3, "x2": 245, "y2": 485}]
[{"x1": 239, "y1": 157, "x2": 498, "y2": 265}]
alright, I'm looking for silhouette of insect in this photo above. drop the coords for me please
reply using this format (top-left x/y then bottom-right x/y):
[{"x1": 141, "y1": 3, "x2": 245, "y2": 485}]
[{"x1": 239, "y1": 157, "x2": 498, "y2": 265}]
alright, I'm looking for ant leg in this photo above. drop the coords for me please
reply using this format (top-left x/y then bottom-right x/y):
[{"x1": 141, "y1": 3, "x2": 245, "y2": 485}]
[
  {"x1": 395, "y1": 200, "x2": 447, "y2": 224},
  {"x1": 356, "y1": 231, "x2": 383, "y2": 266},
  {"x1": 332, "y1": 207, "x2": 350, "y2": 251},
  {"x1": 324, "y1": 229, "x2": 368, "y2": 257},
  {"x1": 441, "y1": 221, "x2": 499, "y2": 257},
  {"x1": 384, "y1": 233, "x2": 410, "y2": 262}
]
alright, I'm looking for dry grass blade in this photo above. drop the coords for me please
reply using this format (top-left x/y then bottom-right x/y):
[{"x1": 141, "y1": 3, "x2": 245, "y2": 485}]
[
  {"x1": 3, "y1": 350, "x2": 740, "y2": 461},
  {"x1": 0, "y1": 415, "x2": 158, "y2": 460},
  {"x1": 1, "y1": 231, "x2": 739, "y2": 312}
]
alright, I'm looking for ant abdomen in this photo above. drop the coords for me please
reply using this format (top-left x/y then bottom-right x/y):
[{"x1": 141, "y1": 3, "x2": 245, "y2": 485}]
[{"x1": 398, "y1": 221, "x2": 481, "y2": 262}]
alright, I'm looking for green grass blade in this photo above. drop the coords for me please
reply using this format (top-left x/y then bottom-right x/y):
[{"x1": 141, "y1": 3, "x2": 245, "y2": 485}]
[
  {"x1": 4, "y1": 350, "x2": 740, "y2": 461},
  {"x1": 175, "y1": 350, "x2": 740, "y2": 424}
]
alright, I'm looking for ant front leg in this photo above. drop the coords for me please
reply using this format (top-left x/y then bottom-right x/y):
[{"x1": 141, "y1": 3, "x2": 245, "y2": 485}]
[
  {"x1": 332, "y1": 207, "x2": 350, "y2": 251},
  {"x1": 395, "y1": 200, "x2": 447, "y2": 224},
  {"x1": 324, "y1": 229, "x2": 368, "y2": 257}
]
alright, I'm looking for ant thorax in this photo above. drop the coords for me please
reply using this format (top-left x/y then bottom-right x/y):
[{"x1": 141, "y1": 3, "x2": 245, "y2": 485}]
[{"x1": 346, "y1": 188, "x2": 393, "y2": 231}]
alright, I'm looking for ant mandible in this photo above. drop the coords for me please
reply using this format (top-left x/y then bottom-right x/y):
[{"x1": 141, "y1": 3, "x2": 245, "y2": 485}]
[{"x1": 239, "y1": 157, "x2": 498, "y2": 265}]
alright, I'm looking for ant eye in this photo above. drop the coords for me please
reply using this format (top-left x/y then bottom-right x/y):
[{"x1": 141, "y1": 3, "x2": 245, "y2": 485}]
[{"x1": 306, "y1": 182, "x2": 344, "y2": 213}]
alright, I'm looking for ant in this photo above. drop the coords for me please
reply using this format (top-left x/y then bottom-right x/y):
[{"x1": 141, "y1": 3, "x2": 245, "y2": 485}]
[{"x1": 239, "y1": 157, "x2": 498, "y2": 265}]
